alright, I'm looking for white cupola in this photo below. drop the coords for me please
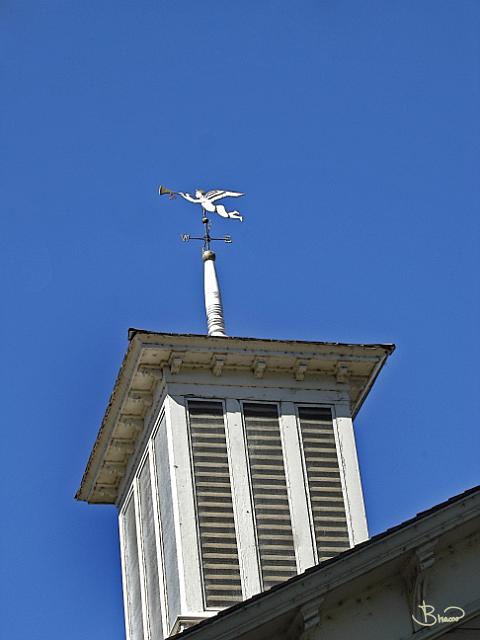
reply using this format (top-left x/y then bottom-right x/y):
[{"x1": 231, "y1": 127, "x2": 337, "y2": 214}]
[{"x1": 77, "y1": 330, "x2": 394, "y2": 638}]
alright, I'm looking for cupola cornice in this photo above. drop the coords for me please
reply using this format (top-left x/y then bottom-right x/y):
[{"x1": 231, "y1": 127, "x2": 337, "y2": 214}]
[{"x1": 76, "y1": 330, "x2": 394, "y2": 504}]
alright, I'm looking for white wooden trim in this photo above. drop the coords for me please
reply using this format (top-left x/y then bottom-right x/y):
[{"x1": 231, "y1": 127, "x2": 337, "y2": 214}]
[
  {"x1": 163, "y1": 396, "x2": 187, "y2": 621},
  {"x1": 163, "y1": 367, "x2": 354, "y2": 391},
  {"x1": 292, "y1": 403, "x2": 319, "y2": 564},
  {"x1": 167, "y1": 396, "x2": 204, "y2": 613},
  {"x1": 133, "y1": 474, "x2": 150, "y2": 640},
  {"x1": 224, "y1": 399, "x2": 262, "y2": 598},
  {"x1": 332, "y1": 403, "x2": 368, "y2": 545},
  {"x1": 165, "y1": 382, "x2": 347, "y2": 405},
  {"x1": 119, "y1": 490, "x2": 134, "y2": 640},
  {"x1": 280, "y1": 402, "x2": 316, "y2": 573},
  {"x1": 148, "y1": 426, "x2": 169, "y2": 639},
  {"x1": 183, "y1": 396, "x2": 213, "y2": 611},
  {"x1": 152, "y1": 406, "x2": 182, "y2": 632}
]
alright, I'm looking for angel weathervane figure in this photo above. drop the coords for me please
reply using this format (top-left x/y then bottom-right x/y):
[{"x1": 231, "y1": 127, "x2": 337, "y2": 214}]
[{"x1": 159, "y1": 186, "x2": 244, "y2": 222}]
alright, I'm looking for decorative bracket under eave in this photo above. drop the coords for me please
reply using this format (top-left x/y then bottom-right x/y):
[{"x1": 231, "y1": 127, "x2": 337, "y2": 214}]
[
  {"x1": 335, "y1": 362, "x2": 349, "y2": 383},
  {"x1": 136, "y1": 364, "x2": 163, "y2": 387},
  {"x1": 403, "y1": 539, "x2": 438, "y2": 632},
  {"x1": 169, "y1": 352, "x2": 184, "y2": 375},
  {"x1": 286, "y1": 596, "x2": 325, "y2": 640},
  {"x1": 295, "y1": 360, "x2": 309, "y2": 381},
  {"x1": 211, "y1": 354, "x2": 226, "y2": 377},
  {"x1": 118, "y1": 415, "x2": 144, "y2": 438},
  {"x1": 253, "y1": 358, "x2": 267, "y2": 378}
]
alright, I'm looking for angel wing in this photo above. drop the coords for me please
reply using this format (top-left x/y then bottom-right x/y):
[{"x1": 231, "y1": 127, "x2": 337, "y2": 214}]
[{"x1": 205, "y1": 189, "x2": 245, "y2": 203}]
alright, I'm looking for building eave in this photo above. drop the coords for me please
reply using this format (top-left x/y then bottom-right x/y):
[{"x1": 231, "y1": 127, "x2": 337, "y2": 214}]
[{"x1": 75, "y1": 337, "x2": 143, "y2": 503}]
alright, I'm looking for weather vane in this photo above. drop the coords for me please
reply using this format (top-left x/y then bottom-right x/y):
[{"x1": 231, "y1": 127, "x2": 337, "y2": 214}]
[
  {"x1": 158, "y1": 185, "x2": 245, "y2": 337},
  {"x1": 159, "y1": 185, "x2": 244, "y2": 251}
]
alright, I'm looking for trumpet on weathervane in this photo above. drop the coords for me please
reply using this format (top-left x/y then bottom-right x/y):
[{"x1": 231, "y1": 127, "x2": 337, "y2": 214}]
[{"x1": 158, "y1": 185, "x2": 177, "y2": 199}]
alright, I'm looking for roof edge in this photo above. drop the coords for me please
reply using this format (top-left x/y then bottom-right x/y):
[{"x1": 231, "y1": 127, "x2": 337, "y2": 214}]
[{"x1": 127, "y1": 327, "x2": 396, "y2": 352}]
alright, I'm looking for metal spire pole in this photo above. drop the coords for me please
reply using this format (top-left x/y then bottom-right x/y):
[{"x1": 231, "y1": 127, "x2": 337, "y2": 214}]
[
  {"x1": 181, "y1": 210, "x2": 232, "y2": 337},
  {"x1": 201, "y1": 211, "x2": 226, "y2": 337}
]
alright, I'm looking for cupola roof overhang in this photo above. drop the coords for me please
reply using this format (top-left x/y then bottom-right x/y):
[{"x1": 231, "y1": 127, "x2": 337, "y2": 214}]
[{"x1": 76, "y1": 330, "x2": 395, "y2": 504}]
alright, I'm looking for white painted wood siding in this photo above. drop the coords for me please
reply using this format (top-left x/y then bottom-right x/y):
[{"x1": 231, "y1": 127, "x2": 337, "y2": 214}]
[
  {"x1": 153, "y1": 415, "x2": 181, "y2": 631},
  {"x1": 137, "y1": 455, "x2": 164, "y2": 640},
  {"x1": 121, "y1": 493, "x2": 145, "y2": 640}
]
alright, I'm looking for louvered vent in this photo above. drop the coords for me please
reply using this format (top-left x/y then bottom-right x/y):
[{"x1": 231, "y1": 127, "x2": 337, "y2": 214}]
[
  {"x1": 297, "y1": 406, "x2": 350, "y2": 561},
  {"x1": 243, "y1": 403, "x2": 297, "y2": 590},
  {"x1": 187, "y1": 400, "x2": 242, "y2": 609}
]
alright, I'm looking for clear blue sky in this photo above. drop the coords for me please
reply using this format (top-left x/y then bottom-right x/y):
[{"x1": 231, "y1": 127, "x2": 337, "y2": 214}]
[{"x1": 1, "y1": 2, "x2": 479, "y2": 639}]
